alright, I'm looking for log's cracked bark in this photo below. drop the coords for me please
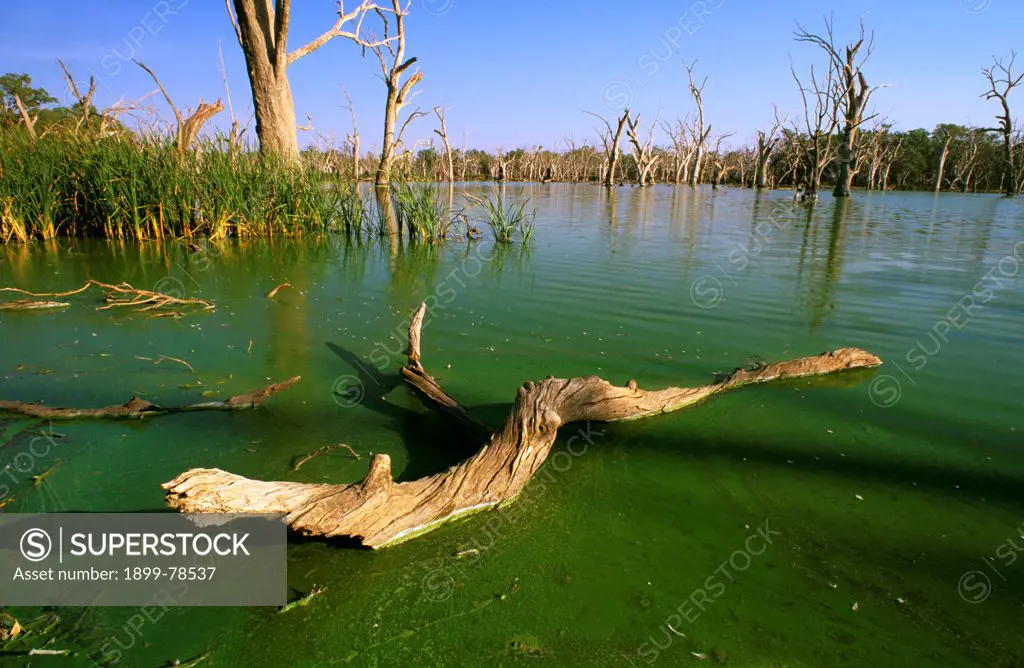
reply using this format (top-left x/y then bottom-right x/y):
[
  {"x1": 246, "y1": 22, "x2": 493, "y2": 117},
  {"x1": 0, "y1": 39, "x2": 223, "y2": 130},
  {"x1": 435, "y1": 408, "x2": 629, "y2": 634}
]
[{"x1": 163, "y1": 304, "x2": 881, "y2": 549}]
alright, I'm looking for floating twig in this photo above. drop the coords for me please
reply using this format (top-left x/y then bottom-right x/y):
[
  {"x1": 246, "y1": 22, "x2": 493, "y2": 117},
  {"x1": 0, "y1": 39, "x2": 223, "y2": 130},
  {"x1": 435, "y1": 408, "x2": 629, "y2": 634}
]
[
  {"x1": 277, "y1": 585, "x2": 325, "y2": 614},
  {"x1": 135, "y1": 355, "x2": 195, "y2": 373},
  {"x1": 266, "y1": 282, "x2": 291, "y2": 299},
  {"x1": 32, "y1": 460, "x2": 61, "y2": 487},
  {"x1": 291, "y1": 443, "x2": 361, "y2": 472},
  {"x1": 156, "y1": 355, "x2": 195, "y2": 373}
]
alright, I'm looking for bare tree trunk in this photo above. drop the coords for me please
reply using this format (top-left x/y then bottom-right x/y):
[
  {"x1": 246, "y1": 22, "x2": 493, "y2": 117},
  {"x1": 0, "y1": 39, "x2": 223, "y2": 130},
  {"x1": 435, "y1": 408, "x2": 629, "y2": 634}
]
[
  {"x1": 795, "y1": 18, "x2": 876, "y2": 198},
  {"x1": 434, "y1": 106, "x2": 455, "y2": 201},
  {"x1": 228, "y1": 0, "x2": 377, "y2": 166},
  {"x1": 981, "y1": 53, "x2": 1023, "y2": 196},
  {"x1": 935, "y1": 134, "x2": 952, "y2": 192},
  {"x1": 354, "y1": 1, "x2": 426, "y2": 189},
  {"x1": 12, "y1": 94, "x2": 38, "y2": 143},
  {"x1": 587, "y1": 110, "x2": 630, "y2": 187},
  {"x1": 754, "y1": 107, "x2": 785, "y2": 189},
  {"x1": 626, "y1": 112, "x2": 660, "y2": 187},
  {"x1": 342, "y1": 89, "x2": 360, "y2": 181}
]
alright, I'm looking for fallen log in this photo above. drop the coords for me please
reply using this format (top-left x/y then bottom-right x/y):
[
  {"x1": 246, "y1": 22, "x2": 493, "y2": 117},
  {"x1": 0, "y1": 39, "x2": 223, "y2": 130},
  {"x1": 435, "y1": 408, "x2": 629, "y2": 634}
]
[
  {"x1": 0, "y1": 299, "x2": 70, "y2": 311},
  {"x1": 163, "y1": 304, "x2": 882, "y2": 549},
  {"x1": 0, "y1": 377, "x2": 300, "y2": 420}
]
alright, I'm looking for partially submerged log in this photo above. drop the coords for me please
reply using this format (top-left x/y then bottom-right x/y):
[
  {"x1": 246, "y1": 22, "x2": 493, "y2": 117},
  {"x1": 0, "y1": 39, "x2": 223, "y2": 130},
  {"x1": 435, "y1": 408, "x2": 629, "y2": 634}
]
[
  {"x1": 0, "y1": 377, "x2": 299, "y2": 420},
  {"x1": 163, "y1": 304, "x2": 882, "y2": 549},
  {"x1": 0, "y1": 299, "x2": 70, "y2": 311}
]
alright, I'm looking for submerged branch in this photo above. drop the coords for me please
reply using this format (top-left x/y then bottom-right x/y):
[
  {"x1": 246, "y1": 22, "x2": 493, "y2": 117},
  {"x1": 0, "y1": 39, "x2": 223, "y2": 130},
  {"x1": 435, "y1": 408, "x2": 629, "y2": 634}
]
[
  {"x1": 0, "y1": 377, "x2": 300, "y2": 420},
  {"x1": 0, "y1": 280, "x2": 213, "y2": 312}
]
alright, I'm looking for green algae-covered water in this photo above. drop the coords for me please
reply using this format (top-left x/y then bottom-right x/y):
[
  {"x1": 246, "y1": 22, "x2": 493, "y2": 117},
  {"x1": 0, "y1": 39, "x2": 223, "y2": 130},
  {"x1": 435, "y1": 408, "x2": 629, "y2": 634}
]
[{"x1": 1, "y1": 184, "x2": 1022, "y2": 667}]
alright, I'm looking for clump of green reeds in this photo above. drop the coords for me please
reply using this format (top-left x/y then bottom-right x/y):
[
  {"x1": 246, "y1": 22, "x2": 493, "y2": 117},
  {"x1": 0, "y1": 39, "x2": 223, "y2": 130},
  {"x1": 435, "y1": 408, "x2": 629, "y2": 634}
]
[
  {"x1": 390, "y1": 183, "x2": 459, "y2": 243},
  {"x1": 465, "y1": 190, "x2": 536, "y2": 244},
  {"x1": 0, "y1": 126, "x2": 369, "y2": 241}
]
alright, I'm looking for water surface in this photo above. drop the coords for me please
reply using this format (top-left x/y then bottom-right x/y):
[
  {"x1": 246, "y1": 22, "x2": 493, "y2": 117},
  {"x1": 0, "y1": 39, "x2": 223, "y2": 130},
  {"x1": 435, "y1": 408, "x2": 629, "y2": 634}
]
[{"x1": 1, "y1": 184, "x2": 1022, "y2": 667}]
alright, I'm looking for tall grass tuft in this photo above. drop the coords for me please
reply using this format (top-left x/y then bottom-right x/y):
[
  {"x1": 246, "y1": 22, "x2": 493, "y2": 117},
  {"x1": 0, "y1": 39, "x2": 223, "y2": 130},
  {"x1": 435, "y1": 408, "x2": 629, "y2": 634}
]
[
  {"x1": 465, "y1": 190, "x2": 536, "y2": 244},
  {"x1": 390, "y1": 184, "x2": 457, "y2": 243}
]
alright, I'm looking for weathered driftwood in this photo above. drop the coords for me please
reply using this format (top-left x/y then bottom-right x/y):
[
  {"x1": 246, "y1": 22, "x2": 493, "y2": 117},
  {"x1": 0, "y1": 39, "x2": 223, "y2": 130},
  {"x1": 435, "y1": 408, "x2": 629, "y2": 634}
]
[
  {"x1": 0, "y1": 280, "x2": 213, "y2": 312},
  {"x1": 0, "y1": 377, "x2": 299, "y2": 420},
  {"x1": 0, "y1": 299, "x2": 70, "y2": 311},
  {"x1": 162, "y1": 304, "x2": 882, "y2": 549}
]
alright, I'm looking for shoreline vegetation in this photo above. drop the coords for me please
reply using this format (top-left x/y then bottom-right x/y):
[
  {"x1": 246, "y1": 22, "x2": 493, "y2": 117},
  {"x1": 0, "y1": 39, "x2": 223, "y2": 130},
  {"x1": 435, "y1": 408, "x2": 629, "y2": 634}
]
[
  {"x1": 1, "y1": 114, "x2": 1018, "y2": 244},
  {"x1": 1, "y1": 8, "x2": 1020, "y2": 243}
]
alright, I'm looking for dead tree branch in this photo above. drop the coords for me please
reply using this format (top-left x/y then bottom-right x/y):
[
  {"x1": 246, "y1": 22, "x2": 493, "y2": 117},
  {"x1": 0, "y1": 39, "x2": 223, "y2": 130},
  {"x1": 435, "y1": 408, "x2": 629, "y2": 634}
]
[{"x1": 163, "y1": 304, "x2": 882, "y2": 549}]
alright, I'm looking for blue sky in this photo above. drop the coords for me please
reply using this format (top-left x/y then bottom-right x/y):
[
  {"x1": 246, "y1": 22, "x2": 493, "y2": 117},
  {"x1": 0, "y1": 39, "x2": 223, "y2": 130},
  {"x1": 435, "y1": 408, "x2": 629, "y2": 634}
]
[{"x1": 2, "y1": 0, "x2": 1021, "y2": 152}]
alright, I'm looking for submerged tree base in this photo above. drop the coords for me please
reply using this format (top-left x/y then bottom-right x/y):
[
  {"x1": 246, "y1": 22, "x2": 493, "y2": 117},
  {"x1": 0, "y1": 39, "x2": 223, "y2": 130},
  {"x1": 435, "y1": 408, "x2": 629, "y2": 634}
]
[{"x1": 162, "y1": 304, "x2": 882, "y2": 549}]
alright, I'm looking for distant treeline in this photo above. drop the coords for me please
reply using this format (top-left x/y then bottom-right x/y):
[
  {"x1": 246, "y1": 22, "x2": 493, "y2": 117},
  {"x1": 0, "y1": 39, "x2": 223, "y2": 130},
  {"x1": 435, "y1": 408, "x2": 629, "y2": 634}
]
[{"x1": 301, "y1": 123, "x2": 1022, "y2": 194}]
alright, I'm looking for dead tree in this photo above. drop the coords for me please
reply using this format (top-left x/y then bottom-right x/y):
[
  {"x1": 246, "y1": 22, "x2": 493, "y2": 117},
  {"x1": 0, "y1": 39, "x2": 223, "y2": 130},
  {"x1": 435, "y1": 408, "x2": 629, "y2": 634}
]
[
  {"x1": 754, "y1": 106, "x2": 786, "y2": 188},
  {"x1": 586, "y1": 109, "x2": 630, "y2": 186},
  {"x1": 980, "y1": 52, "x2": 1023, "y2": 196},
  {"x1": 951, "y1": 129, "x2": 981, "y2": 192},
  {"x1": 708, "y1": 132, "x2": 735, "y2": 188},
  {"x1": 661, "y1": 119, "x2": 694, "y2": 184},
  {"x1": 934, "y1": 128, "x2": 954, "y2": 192},
  {"x1": 163, "y1": 303, "x2": 882, "y2": 549},
  {"x1": 789, "y1": 54, "x2": 841, "y2": 190},
  {"x1": 433, "y1": 106, "x2": 455, "y2": 196},
  {"x1": 626, "y1": 111, "x2": 660, "y2": 187},
  {"x1": 684, "y1": 61, "x2": 713, "y2": 186},
  {"x1": 795, "y1": 16, "x2": 877, "y2": 197},
  {"x1": 348, "y1": 0, "x2": 424, "y2": 188},
  {"x1": 57, "y1": 60, "x2": 97, "y2": 131},
  {"x1": 863, "y1": 120, "x2": 892, "y2": 190},
  {"x1": 12, "y1": 95, "x2": 38, "y2": 143},
  {"x1": 227, "y1": 0, "x2": 382, "y2": 165},
  {"x1": 878, "y1": 132, "x2": 903, "y2": 191},
  {"x1": 134, "y1": 61, "x2": 224, "y2": 162},
  {"x1": 342, "y1": 88, "x2": 360, "y2": 180}
]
